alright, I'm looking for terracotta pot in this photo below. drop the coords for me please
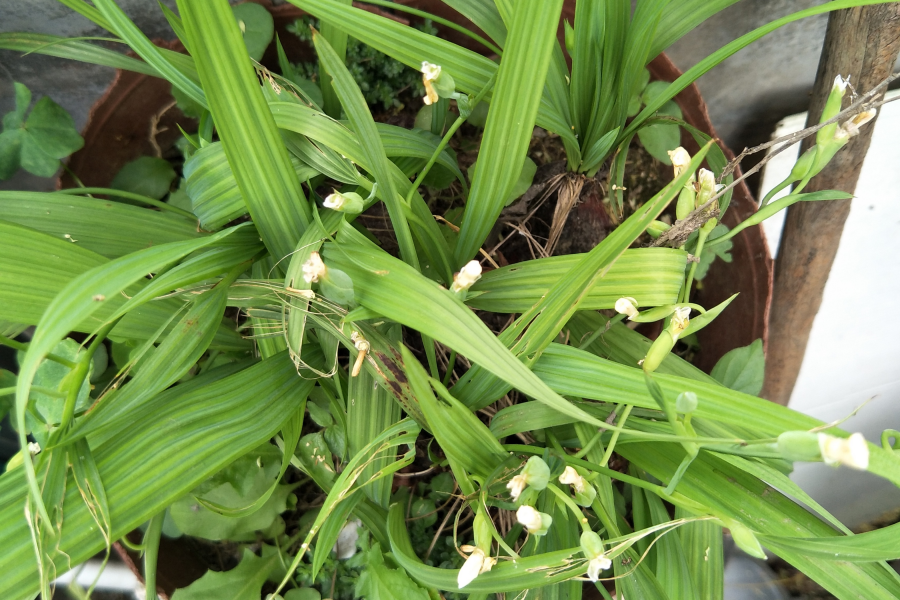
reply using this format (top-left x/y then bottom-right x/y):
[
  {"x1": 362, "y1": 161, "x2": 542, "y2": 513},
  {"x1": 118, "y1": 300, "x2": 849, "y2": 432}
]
[{"x1": 65, "y1": 2, "x2": 771, "y2": 596}]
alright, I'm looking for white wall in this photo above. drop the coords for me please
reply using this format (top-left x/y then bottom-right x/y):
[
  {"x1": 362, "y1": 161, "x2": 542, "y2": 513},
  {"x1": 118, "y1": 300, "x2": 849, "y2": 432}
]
[{"x1": 760, "y1": 91, "x2": 900, "y2": 527}]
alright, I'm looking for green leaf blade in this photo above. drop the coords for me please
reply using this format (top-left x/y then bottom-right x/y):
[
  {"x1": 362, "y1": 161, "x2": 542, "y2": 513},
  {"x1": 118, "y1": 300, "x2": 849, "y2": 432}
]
[{"x1": 453, "y1": 0, "x2": 564, "y2": 265}]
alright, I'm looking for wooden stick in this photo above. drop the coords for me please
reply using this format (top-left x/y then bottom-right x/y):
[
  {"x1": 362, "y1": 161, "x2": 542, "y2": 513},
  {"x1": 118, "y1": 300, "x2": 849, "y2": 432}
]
[{"x1": 762, "y1": 5, "x2": 900, "y2": 406}]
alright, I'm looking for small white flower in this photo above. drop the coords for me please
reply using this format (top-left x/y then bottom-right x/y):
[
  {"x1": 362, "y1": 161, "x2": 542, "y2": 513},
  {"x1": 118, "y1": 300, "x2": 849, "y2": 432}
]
[
  {"x1": 323, "y1": 191, "x2": 346, "y2": 210},
  {"x1": 670, "y1": 306, "x2": 691, "y2": 339},
  {"x1": 833, "y1": 74, "x2": 850, "y2": 94},
  {"x1": 581, "y1": 530, "x2": 611, "y2": 581},
  {"x1": 818, "y1": 432, "x2": 869, "y2": 470},
  {"x1": 457, "y1": 547, "x2": 495, "y2": 589},
  {"x1": 27, "y1": 442, "x2": 41, "y2": 455},
  {"x1": 506, "y1": 474, "x2": 527, "y2": 502},
  {"x1": 421, "y1": 61, "x2": 442, "y2": 106},
  {"x1": 587, "y1": 554, "x2": 612, "y2": 582},
  {"x1": 451, "y1": 260, "x2": 482, "y2": 293},
  {"x1": 302, "y1": 252, "x2": 327, "y2": 284},
  {"x1": 667, "y1": 147, "x2": 692, "y2": 178},
  {"x1": 559, "y1": 466, "x2": 585, "y2": 493},
  {"x1": 614, "y1": 297, "x2": 639, "y2": 320},
  {"x1": 421, "y1": 61, "x2": 442, "y2": 82},
  {"x1": 697, "y1": 168, "x2": 716, "y2": 190},
  {"x1": 839, "y1": 109, "x2": 877, "y2": 138},
  {"x1": 516, "y1": 505, "x2": 544, "y2": 532}
]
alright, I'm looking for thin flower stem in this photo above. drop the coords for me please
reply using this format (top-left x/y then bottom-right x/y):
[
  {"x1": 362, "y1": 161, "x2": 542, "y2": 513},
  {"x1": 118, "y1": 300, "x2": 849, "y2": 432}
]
[
  {"x1": 598, "y1": 405, "x2": 633, "y2": 467},
  {"x1": 0, "y1": 335, "x2": 77, "y2": 369},
  {"x1": 546, "y1": 483, "x2": 591, "y2": 533},
  {"x1": 404, "y1": 74, "x2": 497, "y2": 207}
]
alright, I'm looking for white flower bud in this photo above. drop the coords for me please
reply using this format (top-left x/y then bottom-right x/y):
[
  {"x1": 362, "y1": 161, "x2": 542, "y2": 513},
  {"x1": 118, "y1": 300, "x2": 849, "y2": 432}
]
[
  {"x1": 451, "y1": 260, "x2": 482, "y2": 293},
  {"x1": 559, "y1": 466, "x2": 596, "y2": 506},
  {"x1": 580, "y1": 531, "x2": 611, "y2": 581},
  {"x1": 818, "y1": 432, "x2": 869, "y2": 470},
  {"x1": 833, "y1": 74, "x2": 850, "y2": 94},
  {"x1": 668, "y1": 147, "x2": 692, "y2": 179},
  {"x1": 457, "y1": 547, "x2": 495, "y2": 589},
  {"x1": 516, "y1": 505, "x2": 544, "y2": 532},
  {"x1": 614, "y1": 297, "x2": 640, "y2": 320},
  {"x1": 27, "y1": 442, "x2": 41, "y2": 455},
  {"x1": 302, "y1": 252, "x2": 327, "y2": 284},
  {"x1": 323, "y1": 191, "x2": 346, "y2": 210},
  {"x1": 506, "y1": 474, "x2": 527, "y2": 502},
  {"x1": 559, "y1": 466, "x2": 585, "y2": 492}
]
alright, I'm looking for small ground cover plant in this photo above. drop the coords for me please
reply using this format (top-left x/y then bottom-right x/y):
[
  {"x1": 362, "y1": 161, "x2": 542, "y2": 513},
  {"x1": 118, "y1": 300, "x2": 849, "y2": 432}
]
[{"x1": 0, "y1": 1, "x2": 899, "y2": 599}]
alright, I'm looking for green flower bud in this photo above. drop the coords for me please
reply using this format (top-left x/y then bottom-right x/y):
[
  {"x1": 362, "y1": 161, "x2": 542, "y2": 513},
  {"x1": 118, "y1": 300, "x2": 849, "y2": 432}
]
[
  {"x1": 647, "y1": 220, "x2": 670, "y2": 239},
  {"x1": 675, "y1": 391, "x2": 698, "y2": 414},
  {"x1": 816, "y1": 75, "x2": 849, "y2": 146},
  {"x1": 790, "y1": 147, "x2": 818, "y2": 182},
  {"x1": 318, "y1": 267, "x2": 355, "y2": 307},
  {"x1": 473, "y1": 509, "x2": 493, "y2": 551},
  {"x1": 642, "y1": 331, "x2": 676, "y2": 373},
  {"x1": 777, "y1": 431, "x2": 821, "y2": 462},
  {"x1": 580, "y1": 531, "x2": 611, "y2": 581},
  {"x1": 695, "y1": 168, "x2": 717, "y2": 207},
  {"x1": 723, "y1": 518, "x2": 766, "y2": 559},
  {"x1": 564, "y1": 20, "x2": 575, "y2": 57},
  {"x1": 580, "y1": 530, "x2": 605, "y2": 558},
  {"x1": 676, "y1": 185, "x2": 696, "y2": 220},
  {"x1": 323, "y1": 190, "x2": 364, "y2": 215}
]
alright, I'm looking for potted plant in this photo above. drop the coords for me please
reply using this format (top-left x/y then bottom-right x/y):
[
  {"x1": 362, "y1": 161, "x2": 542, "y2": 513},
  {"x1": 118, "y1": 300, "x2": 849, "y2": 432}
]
[{"x1": 0, "y1": 1, "x2": 897, "y2": 599}]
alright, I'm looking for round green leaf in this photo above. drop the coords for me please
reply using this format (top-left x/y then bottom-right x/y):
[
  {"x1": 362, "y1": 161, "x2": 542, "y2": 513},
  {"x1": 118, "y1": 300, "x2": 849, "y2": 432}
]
[
  {"x1": 233, "y1": 3, "x2": 274, "y2": 61},
  {"x1": 111, "y1": 156, "x2": 177, "y2": 200}
]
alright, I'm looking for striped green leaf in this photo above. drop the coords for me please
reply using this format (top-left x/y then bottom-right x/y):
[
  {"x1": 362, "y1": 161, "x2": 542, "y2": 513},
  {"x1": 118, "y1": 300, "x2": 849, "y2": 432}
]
[
  {"x1": 468, "y1": 248, "x2": 686, "y2": 313},
  {"x1": 453, "y1": 0, "x2": 563, "y2": 265},
  {"x1": 0, "y1": 191, "x2": 199, "y2": 258},
  {"x1": 178, "y1": 0, "x2": 310, "y2": 262},
  {"x1": 0, "y1": 353, "x2": 312, "y2": 600},
  {"x1": 324, "y1": 221, "x2": 609, "y2": 430},
  {"x1": 312, "y1": 28, "x2": 419, "y2": 269}
]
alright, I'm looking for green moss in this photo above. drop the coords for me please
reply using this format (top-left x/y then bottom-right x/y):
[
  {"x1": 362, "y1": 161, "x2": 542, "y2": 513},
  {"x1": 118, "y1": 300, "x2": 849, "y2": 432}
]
[{"x1": 287, "y1": 16, "x2": 437, "y2": 111}]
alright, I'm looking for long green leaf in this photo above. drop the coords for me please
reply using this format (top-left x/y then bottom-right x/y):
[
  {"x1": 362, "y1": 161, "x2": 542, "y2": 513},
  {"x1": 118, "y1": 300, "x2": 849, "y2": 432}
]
[
  {"x1": 0, "y1": 192, "x2": 199, "y2": 259},
  {"x1": 451, "y1": 143, "x2": 713, "y2": 410},
  {"x1": 70, "y1": 272, "x2": 246, "y2": 444},
  {"x1": 0, "y1": 33, "x2": 157, "y2": 75},
  {"x1": 93, "y1": 0, "x2": 206, "y2": 107},
  {"x1": 453, "y1": 0, "x2": 563, "y2": 265},
  {"x1": 0, "y1": 353, "x2": 311, "y2": 599},
  {"x1": 286, "y1": 0, "x2": 577, "y2": 150},
  {"x1": 179, "y1": 0, "x2": 311, "y2": 262},
  {"x1": 675, "y1": 505, "x2": 724, "y2": 600},
  {"x1": 468, "y1": 248, "x2": 686, "y2": 313},
  {"x1": 268, "y1": 102, "x2": 453, "y2": 282},
  {"x1": 312, "y1": 29, "x2": 418, "y2": 268},
  {"x1": 0, "y1": 220, "x2": 246, "y2": 347},
  {"x1": 626, "y1": 0, "x2": 896, "y2": 139},
  {"x1": 388, "y1": 503, "x2": 582, "y2": 593},
  {"x1": 761, "y1": 525, "x2": 900, "y2": 562},
  {"x1": 324, "y1": 221, "x2": 610, "y2": 429},
  {"x1": 622, "y1": 444, "x2": 900, "y2": 600},
  {"x1": 15, "y1": 226, "x2": 245, "y2": 523}
]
